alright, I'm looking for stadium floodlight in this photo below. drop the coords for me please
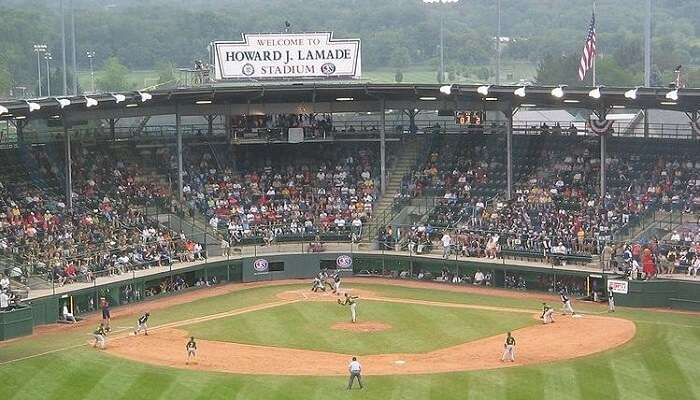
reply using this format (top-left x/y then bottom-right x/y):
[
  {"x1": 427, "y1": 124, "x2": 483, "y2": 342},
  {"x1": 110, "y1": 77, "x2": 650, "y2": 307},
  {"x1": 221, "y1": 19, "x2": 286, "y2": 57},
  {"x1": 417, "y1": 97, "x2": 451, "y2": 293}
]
[
  {"x1": 520, "y1": 103, "x2": 537, "y2": 107},
  {"x1": 439, "y1": 85, "x2": 453, "y2": 95},
  {"x1": 419, "y1": 96, "x2": 437, "y2": 101},
  {"x1": 56, "y1": 98, "x2": 71, "y2": 109},
  {"x1": 588, "y1": 87, "x2": 602, "y2": 99},
  {"x1": 139, "y1": 91, "x2": 152, "y2": 102},
  {"x1": 0, "y1": 105, "x2": 8, "y2": 116},
  {"x1": 112, "y1": 94, "x2": 126, "y2": 103},
  {"x1": 660, "y1": 101, "x2": 677, "y2": 106},
  {"x1": 624, "y1": 88, "x2": 639, "y2": 100},
  {"x1": 477, "y1": 85, "x2": 491, "y2": 96},
  {"x1": 15, "y1": 116, "x2": 27, "y2": 120},
  {"x1": 195, "y1": 100, "x2": 213, "y2": 105},
  {"x1": 335, "y1": 97, "x2": 354, "y2": 101},
  {"x1": 551, "y1": 85, "x2": 566, "y2": 98},
  {"x1": 514, "y1": 87, "x2": 526, "y2": 97},
  {"x1": 26, "y1": 101, "x2": 41, "y2": 112},
  {"x1": 485, "y1": 97, "x2": 498, "y2": 101},
  {"x1": 665, "y1": 89, "x2": 679, "y2": 101},
  {"x1": 85, "y1": 96, "x2": 98, "y2": 108}
]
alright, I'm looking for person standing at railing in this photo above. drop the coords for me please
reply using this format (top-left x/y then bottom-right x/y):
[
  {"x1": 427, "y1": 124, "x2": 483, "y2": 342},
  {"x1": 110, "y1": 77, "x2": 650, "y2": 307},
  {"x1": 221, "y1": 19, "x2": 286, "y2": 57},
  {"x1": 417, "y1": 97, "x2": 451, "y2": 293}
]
[{"x1": 441, "y1": 231, "x2": 452, "y2": 259}]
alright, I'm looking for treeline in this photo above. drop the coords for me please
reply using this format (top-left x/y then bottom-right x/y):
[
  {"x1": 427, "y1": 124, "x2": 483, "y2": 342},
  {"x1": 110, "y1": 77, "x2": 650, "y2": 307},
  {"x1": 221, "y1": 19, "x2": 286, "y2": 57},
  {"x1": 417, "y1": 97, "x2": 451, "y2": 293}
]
[{"x1": 1, "y1": 0, "x2": 699, "y2": 94}]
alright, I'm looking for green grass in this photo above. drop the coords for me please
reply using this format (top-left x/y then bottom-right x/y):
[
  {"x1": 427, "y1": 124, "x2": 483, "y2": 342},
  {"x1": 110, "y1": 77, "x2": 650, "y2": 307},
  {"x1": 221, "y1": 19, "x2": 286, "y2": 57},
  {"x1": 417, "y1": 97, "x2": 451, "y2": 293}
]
[
  {"x1": 2, "y1": 281, "x2": 700, "y2": 400},
  {"x1": 185, "y1": 300, "x2": 535, "y2": 354}
]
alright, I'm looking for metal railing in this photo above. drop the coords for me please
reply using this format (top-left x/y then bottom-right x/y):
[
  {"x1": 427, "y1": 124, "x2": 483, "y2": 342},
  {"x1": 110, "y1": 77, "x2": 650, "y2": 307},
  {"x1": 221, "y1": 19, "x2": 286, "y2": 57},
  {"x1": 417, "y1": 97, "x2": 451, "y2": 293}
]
[{"x1": 4, "y1": 118, "x2": 698, "y2": 147}]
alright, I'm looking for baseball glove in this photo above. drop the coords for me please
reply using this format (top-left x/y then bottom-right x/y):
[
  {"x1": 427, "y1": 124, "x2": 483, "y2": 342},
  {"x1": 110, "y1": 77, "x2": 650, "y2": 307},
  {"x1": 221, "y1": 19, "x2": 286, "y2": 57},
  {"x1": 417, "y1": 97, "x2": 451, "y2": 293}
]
[{"x1": 337, "y1": 299, "x2": 342, "y2": 305}]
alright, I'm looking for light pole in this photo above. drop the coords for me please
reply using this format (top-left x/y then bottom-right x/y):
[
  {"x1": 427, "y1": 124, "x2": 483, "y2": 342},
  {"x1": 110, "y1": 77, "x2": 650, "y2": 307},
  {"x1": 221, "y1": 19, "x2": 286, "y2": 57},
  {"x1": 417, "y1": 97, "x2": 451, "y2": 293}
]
[
  {"x1": 423, "y1": 0, "x2": 458, "y2": 83},
  {"x1": 496, "y1": 0, "x2": 501, "y2": 84},
  {"x1": 86, "y1": 51, "x2": 95, "y2": 93},
  {"x1": 644, "y1": 0, "x2": 652, "y2": 86},
  {"x1": 45, "y1": 52, "x2": 53, "y2": 96},
  {"x1": 33, "y1": 44, "x2": 47, "y2": 96}
]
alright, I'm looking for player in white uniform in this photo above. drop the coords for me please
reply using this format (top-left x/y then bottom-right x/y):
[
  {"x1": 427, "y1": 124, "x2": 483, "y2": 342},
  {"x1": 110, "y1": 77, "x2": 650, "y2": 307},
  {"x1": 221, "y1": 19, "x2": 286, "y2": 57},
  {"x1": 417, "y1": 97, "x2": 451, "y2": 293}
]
[
  {"x1": 339, "y1": 293, "x2": 359, "y2": 323},
  {"x1": 186, "y1": 337, "x2": 197, "y2": 364},
  {"x1": 560, "y1": 290, "x2": 576, "y2": 315},
  {"x1": 541, "y1": 303, "x2": 554, "y2": 324},
  {"x1": 607, "y1": 286, "x2": 615, "y2": 312},
  {"x1": 332, "y1": 273, "x2": 342, "y2": 294},
  {"x1": 311, "y1": 277, "x2": 325, "y2": 292},
  {"x1": 501, "y1": 332, "x2": 516, "y2": 362}
]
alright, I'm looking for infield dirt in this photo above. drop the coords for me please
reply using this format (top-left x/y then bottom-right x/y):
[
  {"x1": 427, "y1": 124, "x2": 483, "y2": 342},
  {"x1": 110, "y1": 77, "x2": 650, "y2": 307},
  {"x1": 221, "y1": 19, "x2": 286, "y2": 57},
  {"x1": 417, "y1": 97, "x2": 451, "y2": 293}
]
[{"x1": 106, "y1": 286, "x2": 636, "y2": 376}]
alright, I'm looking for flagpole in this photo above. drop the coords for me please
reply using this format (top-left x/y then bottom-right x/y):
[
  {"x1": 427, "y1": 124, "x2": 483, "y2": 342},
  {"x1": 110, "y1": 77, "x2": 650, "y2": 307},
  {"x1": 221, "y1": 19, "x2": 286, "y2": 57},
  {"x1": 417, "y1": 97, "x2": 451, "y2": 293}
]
[{"x1": 592, "y1": 0, "x2": 596, "y2": 87}]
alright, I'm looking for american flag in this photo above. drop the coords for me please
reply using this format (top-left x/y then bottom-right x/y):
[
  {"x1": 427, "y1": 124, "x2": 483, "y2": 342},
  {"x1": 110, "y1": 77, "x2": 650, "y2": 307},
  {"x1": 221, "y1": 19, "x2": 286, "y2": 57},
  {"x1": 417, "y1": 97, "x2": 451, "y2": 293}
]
[{"x1": 578, "y1": 11, "x2": 597, "y2": 81}]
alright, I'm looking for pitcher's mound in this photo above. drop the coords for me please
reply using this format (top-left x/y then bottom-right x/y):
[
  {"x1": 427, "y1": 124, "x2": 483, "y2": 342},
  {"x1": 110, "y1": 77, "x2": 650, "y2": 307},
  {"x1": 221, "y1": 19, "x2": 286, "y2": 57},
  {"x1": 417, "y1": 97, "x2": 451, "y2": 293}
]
[{"x1": 331, "y1": 321, "x2": 392, "y2": 332}]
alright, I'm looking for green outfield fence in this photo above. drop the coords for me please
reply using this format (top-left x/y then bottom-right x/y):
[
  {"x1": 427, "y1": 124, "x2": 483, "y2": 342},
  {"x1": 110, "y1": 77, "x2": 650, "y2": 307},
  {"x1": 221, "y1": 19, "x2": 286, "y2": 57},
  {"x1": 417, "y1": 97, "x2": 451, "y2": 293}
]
[{"x1": 1, "y1": 253, "x2": 699, "y2": 341}]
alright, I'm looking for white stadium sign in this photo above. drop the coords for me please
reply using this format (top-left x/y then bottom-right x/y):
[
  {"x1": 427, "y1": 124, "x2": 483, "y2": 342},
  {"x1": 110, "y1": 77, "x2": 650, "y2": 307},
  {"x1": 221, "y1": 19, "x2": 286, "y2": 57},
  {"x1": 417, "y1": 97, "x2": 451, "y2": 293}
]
[
  {"x1": 211, "y1": 32, "x2": 361, "y2": 80},
  {"x1": 608, "y1": 279, "x2": 629, "y2": 294}
]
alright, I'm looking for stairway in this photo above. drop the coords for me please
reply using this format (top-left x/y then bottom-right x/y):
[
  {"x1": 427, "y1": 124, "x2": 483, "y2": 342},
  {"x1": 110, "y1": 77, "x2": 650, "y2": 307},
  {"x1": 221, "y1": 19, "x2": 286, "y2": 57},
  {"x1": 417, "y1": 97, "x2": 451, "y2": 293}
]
[{"x1": 362, "y1": 138, "x2": 423, "y2": 241}]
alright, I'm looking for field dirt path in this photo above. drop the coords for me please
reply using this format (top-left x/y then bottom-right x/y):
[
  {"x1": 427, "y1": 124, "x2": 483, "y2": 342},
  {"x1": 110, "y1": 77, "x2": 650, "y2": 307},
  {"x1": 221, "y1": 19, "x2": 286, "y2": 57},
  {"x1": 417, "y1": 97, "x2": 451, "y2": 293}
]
[{"x1": 106, "y1": 288, "x2": 636, "y2": 376}]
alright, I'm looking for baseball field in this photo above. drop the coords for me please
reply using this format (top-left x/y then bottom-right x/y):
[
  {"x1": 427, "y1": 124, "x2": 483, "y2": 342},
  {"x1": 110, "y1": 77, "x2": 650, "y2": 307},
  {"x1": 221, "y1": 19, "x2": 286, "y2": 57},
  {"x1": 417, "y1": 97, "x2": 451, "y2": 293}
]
[{"x1": 1, "y1": 278, "x2": 699, "y2": 400}]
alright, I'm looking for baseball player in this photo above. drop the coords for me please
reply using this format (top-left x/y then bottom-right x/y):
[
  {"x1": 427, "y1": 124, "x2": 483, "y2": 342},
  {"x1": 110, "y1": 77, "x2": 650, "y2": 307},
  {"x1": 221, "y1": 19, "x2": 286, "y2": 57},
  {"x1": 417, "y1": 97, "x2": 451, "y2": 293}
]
[
  {"x1": 560, "y1": 290, "x2": 576, "y2": 315},
  {"x1": 608, "y1": 286, "x2": 615, "y2": 312},
  {"x1": 339, "y1": 293, "x2": 359, "y2": 323},
  {"x1": 311, "y1": 277, "x2": 325, "y2": 292},
  {"x1": 501, "y1": 331, "x2": 516, "y2": 362},
  {"x1": 541, "y1": 303, "x2": 554, "y2": 324},
  {"x1": 134, "y1": 312, "x2": 150, "y2": 335},
  {"x1": 93, "y1": 323, "x2": 107, "y2": 349},
  {"x1": 186, "y1": 336, "x2": 197, "y2": 364},
  {"x1": 100, "y1": 298, "x2": 111, "y2": 332},
  {"x1": 332, "y1": 272, "x2": 342, "y2": 294}
]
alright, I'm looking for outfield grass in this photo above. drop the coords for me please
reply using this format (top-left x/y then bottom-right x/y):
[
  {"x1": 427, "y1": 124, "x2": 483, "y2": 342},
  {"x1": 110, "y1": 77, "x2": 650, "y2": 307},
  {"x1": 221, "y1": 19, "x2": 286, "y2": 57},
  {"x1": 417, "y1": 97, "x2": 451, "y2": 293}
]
[
  {"x1": 185, "y1": 300, "x2": 535, "y2": 354},
  {"x1": 1, "y1": 281, "x2": 700, "y2": 400}
]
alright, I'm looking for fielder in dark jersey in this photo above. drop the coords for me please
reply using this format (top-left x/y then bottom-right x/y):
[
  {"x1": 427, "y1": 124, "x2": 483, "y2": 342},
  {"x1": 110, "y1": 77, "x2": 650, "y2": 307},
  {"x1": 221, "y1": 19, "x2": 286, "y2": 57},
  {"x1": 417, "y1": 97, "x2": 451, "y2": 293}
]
[
  {"x1": 501, "y1": 332, "x2": 516, "y2": 362},
  {"x1": 186, "y1": 337, "x2": 197, "y2": 364},
  {"x1": 100, "y1": 299, "x2": 111, "y2": 332},
  {"x1": 134, "y1": 312, "x2": 150, "y2": 335}
]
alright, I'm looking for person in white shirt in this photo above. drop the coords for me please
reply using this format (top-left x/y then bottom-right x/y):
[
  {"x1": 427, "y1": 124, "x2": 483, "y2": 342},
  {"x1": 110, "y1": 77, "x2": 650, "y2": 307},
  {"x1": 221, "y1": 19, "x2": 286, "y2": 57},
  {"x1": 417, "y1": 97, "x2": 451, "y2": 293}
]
[
  {"x1": 347, "y1": 357, "x2": 363, "y2": 390},
  {"x1": 62, "y1": 304, "x2": 76, "y2": 323},
  {"x1": 473, "y1": 270, "x2": 484, "y2": 285},
  {"x1": 0, "y1": 291, "x2": 9, "y2": 310},
  {"x1": 441, "y1": 233, "x2": 452, "y2": 259},
  {"x1": 220, "y1": 238, "x2": 230, "y2": 257},
  {"x1": 0, "y1": 275, "x2": 9, "y2": 292}
]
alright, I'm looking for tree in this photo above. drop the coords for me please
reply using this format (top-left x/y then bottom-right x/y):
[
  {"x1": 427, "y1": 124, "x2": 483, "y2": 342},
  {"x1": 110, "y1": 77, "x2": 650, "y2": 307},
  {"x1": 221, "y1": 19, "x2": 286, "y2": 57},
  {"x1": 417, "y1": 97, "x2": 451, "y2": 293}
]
[
  {"x1": 394, "y1": 70, "x2": 404, "y2": 83},
  {"x1": 535, "y1": 53, "x2": 581, "y2": 86},
  {"x1": 476, "y1": 67, "x2": 491, "y2": 82},
  {"x1": 96, "y1": 57, "x2": 131, "y2": 92},
  {"x1": 596, "y1": 57, "x2": 640, "y2": 86},
  {"x1": 156, "y1": 61, "x2": 175, "y2": 85},
  {"x1": 0, "y1": 61, "x2": 11, "y2": 97}
]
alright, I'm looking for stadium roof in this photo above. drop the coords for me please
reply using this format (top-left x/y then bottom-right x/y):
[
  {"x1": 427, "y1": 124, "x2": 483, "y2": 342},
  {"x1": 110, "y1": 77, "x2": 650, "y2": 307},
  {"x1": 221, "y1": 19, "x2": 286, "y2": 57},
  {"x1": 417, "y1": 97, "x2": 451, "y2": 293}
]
[{"x1": 1, "y1": 83, "x2": 699, "y2": 123}]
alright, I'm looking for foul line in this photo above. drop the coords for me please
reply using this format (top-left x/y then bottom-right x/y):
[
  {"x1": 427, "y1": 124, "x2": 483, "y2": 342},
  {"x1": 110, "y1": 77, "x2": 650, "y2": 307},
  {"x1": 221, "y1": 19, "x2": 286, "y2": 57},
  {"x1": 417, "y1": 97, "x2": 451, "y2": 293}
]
[{"x1": 0, "y1": 299, "x2": 298, "y2": 366}]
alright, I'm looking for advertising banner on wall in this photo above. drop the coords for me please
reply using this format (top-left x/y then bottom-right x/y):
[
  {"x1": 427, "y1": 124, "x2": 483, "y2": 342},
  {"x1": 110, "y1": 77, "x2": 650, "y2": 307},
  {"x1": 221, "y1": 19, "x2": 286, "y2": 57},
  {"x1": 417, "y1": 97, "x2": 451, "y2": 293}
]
[
  {"x1": 608, "y1": 279, "x2": 629, "y2": 294},
  {"x1": 335, "y1": 255, "x2": 353, "y2": 271},
  {"x1": 253, "y1": 259, "x2": 269, "y2": 275},
  {"x1": 211, "y1": 32, "x2": 361, "y2": 80}
]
